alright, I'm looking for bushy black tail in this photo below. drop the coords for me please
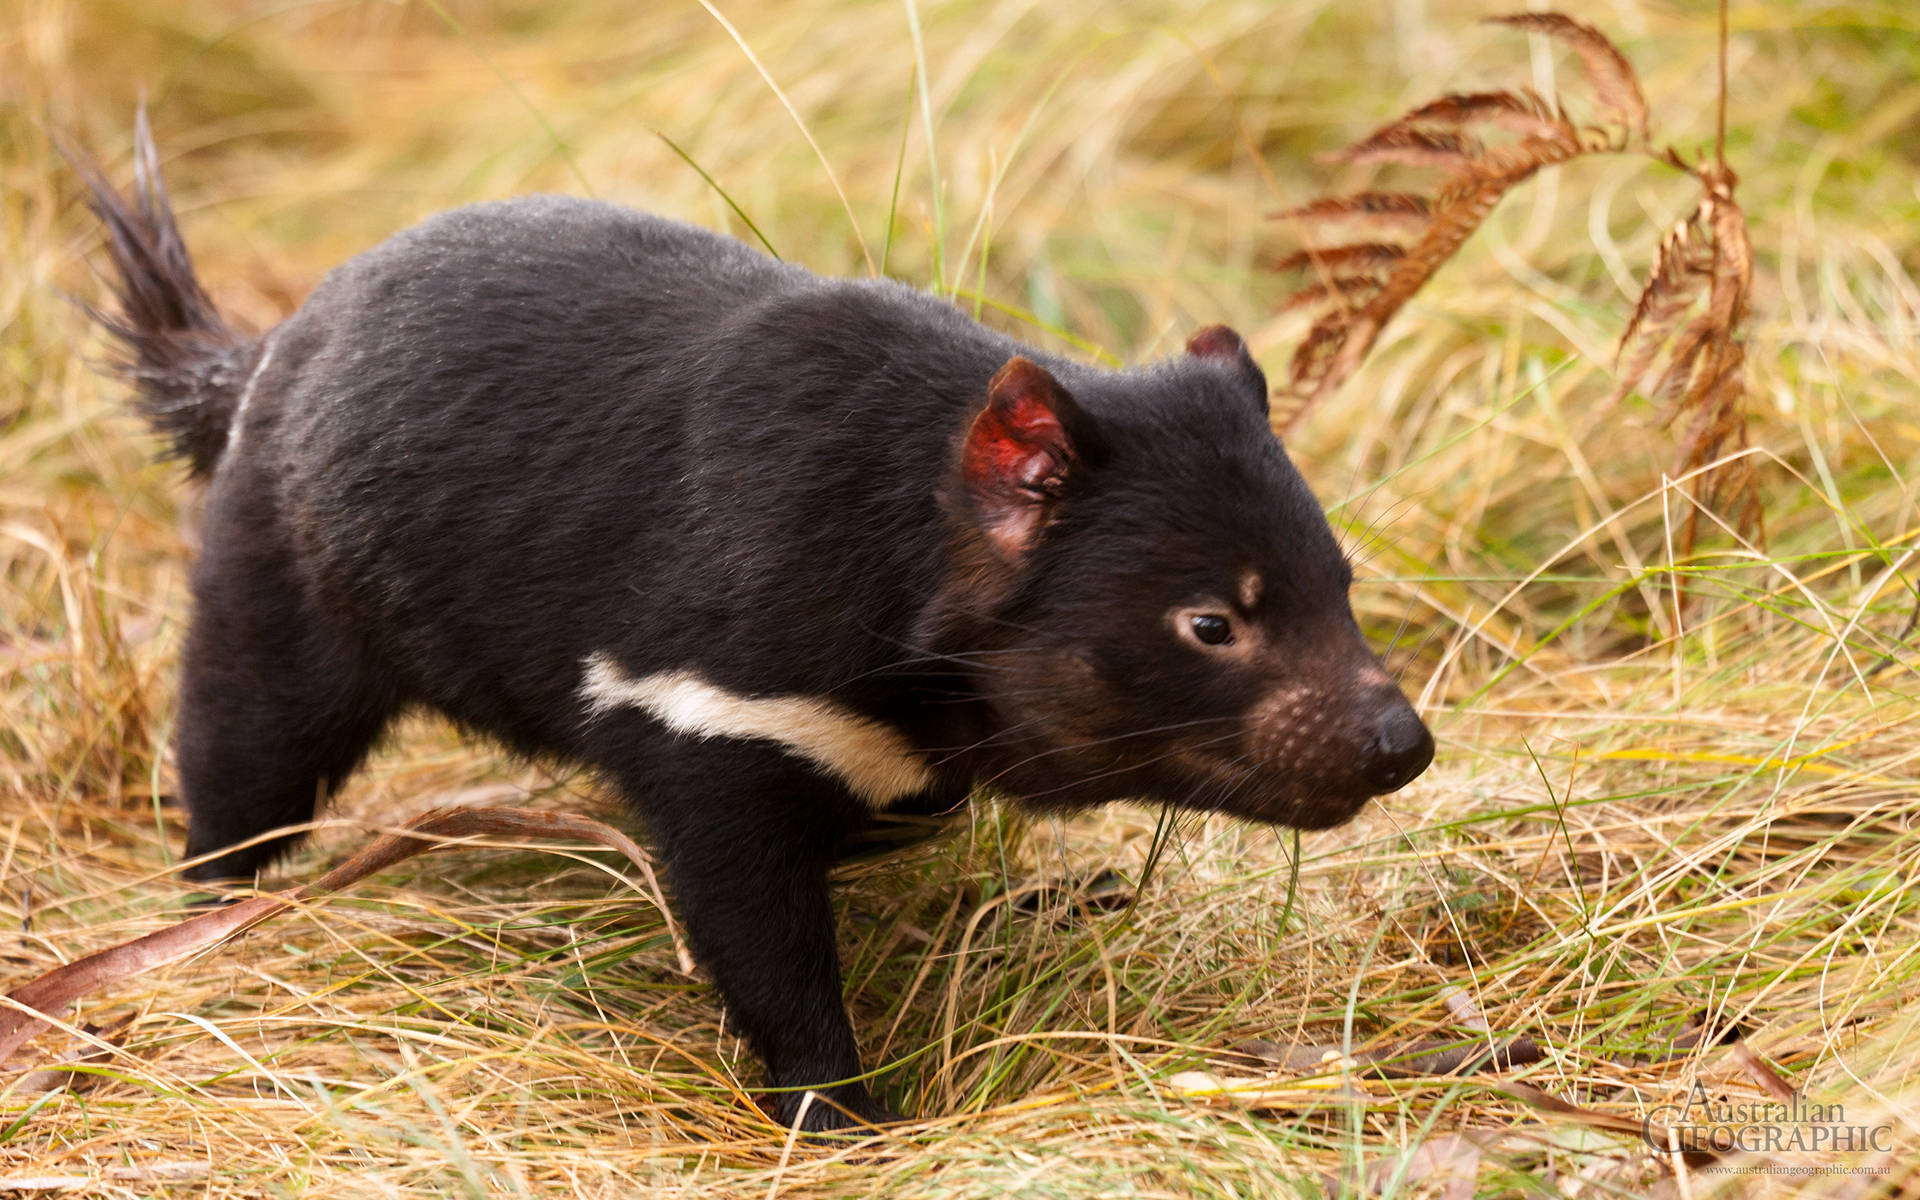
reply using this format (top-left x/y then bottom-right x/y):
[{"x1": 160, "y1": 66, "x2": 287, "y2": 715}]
[{"x1": 73, "y1": 109, "x2": 249, "y2": 479}]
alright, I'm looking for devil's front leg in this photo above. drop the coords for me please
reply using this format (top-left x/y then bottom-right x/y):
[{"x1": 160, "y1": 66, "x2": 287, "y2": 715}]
[{"x1": 598, "y1": 730, "x2": 899, "y2": 1132}]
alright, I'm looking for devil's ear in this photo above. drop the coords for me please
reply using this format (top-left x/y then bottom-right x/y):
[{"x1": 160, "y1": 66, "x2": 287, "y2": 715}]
[
  {"x1": 1186, "y1": 324, "x2": 1270, "y2": 416},
  {"x1": 959, "y1": 357, "x2": 1096, "y2": 561}
]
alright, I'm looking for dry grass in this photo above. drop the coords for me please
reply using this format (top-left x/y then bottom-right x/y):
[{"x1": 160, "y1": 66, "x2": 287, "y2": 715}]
[{"x1": 4, "y1": 0, "x2": 1920, "y2": 1195}]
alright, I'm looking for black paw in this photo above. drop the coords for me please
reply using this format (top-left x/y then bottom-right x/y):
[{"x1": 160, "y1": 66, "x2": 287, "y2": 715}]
[{"x1": 768, "y1": 1086, "x2": 904, "y2": 1135}]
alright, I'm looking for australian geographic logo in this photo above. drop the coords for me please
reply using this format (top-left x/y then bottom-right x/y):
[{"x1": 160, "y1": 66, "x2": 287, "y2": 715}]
[{"x1": 1643, "y1": 1083, "x2": 1894, "y2": 1156}]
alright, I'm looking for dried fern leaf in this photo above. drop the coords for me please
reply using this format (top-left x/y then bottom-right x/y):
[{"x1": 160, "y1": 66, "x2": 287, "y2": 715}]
[
  {"x1": 1701, "y1": 167, "x2": 1753, "y2": 338},
  {"x1": 1618, "y1": 212, "x2": 1713, "y2": 360},
  {"x1": 1290, "y1": 318, "x2": 1351, "y2": 426},
  {"x1": 1634, "y1": 164, "x2": 1758, "y2": 554},
  {"x1": 1675, "y1": 356, "x2": 1762, "y2": 560},
  {"x1": 1281, "y1": 276, "x2": 1382, "y2": 313},
  {"x1": 1676, "y1": 347, "x2": 1750, "y2": 502},
  {"x1": 1678, "y1": 167, "x2": 1758, "y2": 551},
  {"x1": 1612, "y1": 211, "x2": 1717, "y2": 399},
  {"x1": 1274, "y1": 10, "x2": 1761, "y2": 554},
  {"x1": 1484, "y1": 13, "x2": 1649, "y2": 143},
  {"x1": 1273, "y1": 192, "x2": 1433, "y2": 231},
  {"x1": 1649, "y1": 314, "x2": 1718, "y2": 421},
  {"x1": 1725, "y1": 460, "x2": 1766, "y2": 545},
  {"x1": 1668, "y1": 339, "x2": 1758, "y2": 564},
  {"x1": 1332, "y1": 126, "x2": 1483, "y2": 170},
  {"x1": 1272, "y1": 242, "x2": 1406, "y2": 276},
  {"x1": 1399, "y1": 89, "x2": 1570, "y2": 139},
  {"x1": 1291, "y1": 131, "x2": 1585, "y2": 400},
  {"x1": 1439, "y1": 131, "x2": 1586, "y2": 205},
  {"x1": 1678, "y1": 342, "x2": 1745, "y2": 446}
]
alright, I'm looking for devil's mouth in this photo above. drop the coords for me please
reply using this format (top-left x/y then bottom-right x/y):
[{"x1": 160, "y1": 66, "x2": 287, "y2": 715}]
[
  {"x1": 1281, "y1": 788, "x2": 1376, "y2": 829},
  {"x1": 979, "y1": 717, "x2": 1384, "y2": 828},
  {"x1": 1165, "y1": 746, "x2": 1380, "y2": 829}
]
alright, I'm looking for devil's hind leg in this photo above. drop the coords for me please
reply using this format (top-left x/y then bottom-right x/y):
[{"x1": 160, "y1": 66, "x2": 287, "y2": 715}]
[{"x1": 174, "y1": 482, "x2": 399, "y2": 882}]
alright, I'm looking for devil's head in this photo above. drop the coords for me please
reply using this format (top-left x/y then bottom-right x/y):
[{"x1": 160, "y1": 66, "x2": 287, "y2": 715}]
[{"x1": 924, "y1": 326, "x2": 1432, "y2": 828}]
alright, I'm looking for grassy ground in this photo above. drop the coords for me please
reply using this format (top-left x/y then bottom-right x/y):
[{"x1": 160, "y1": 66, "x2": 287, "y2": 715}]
[{"x1": 4, "y1": 0, "x2": 1919, "y2": 1195}]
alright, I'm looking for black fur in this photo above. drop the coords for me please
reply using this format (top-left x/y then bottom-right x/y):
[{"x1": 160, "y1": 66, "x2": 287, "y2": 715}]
[{"x1": 81, "y1": 118, "x2": 1433, "y2": 1133}]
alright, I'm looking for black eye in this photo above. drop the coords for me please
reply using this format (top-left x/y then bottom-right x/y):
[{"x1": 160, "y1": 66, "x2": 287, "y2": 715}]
[{"x1": 1190, "y1": 614, "x2": 1233, "y2": 646}]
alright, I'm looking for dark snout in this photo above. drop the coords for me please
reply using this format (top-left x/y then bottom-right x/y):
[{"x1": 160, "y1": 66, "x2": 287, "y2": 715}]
[
  {"x1": 1361, "y1": 696, "x2": 1434, "y2": 794},
  {"x1": 1240, "y1": 663, "x2": 1435, "y2": 829}
]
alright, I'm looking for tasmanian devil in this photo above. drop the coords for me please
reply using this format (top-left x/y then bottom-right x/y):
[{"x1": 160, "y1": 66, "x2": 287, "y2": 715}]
[{"x1": 77, "y1": 117, "x2": 1433, "y2": 1132}]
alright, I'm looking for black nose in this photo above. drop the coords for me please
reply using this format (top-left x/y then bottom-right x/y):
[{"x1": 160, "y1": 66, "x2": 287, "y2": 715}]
[{"x1": 1363, "y1": 704, "x2": 1434, "y2": 794}]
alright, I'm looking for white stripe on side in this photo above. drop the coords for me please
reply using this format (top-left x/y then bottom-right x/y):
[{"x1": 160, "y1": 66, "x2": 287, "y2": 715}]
[{"x1": 579, "y1": 654, "x2": 934, "y2": 809}]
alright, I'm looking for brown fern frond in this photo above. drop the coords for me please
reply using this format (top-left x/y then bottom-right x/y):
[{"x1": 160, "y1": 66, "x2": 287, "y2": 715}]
[
  {"x1": 1647, "y1": 314, "x2": 1717, "y2": 418},
  {"x1": 1288, "y1": 317, "x2": 1348, "y2": 393},
  {"x1": 1609, "y1": 162, "x2": 1758, "y2": 555},
  {"x1": 1444, "y1": 130, "x2": 1587, "y2": 201},
  {"x1": 1483, "y1": 13, "x2": 1649, "y2": 142},
  {"x1": 1673, "y1": 167, "x2": 1759, "y2": 553},
  {"x1": 1673, "y1": 329, "x2": 1743, "y2": 434},
  {"x1": 1331, "y1": 127, "x2": 1483, "y2": 170},
  {"x1": 1272, "y1": 193, "x2": 1433, "y2": 231},
  {"x1": 1275, "y1": 10, "x2": 1761, "y2": 555},
  {"x1": 1673, "y1": 341, "x2": 1762, "y2": 556},
  {"x1": 1613, "y1": 209, "x2": 1717, "y2": 398},
  {"x1": 1300, "y1": 186, "x2": 1500, "y2": 404},
  {"x1": 1700, "y1": 166, "x2": 1753, "y2": 338},
  {"x1": 1288, "y1": 131, "x2": 1584, "y2": 405},
  {"x1": 1398, "y1": 89, "x2": 1570, "y2": 139},
  {"x1": 1272, "y1": 242, "x2": 1406, "y2": 277},
  {"x1": 1280, "y1": 277, "x2": 1382, "y2": 313}
]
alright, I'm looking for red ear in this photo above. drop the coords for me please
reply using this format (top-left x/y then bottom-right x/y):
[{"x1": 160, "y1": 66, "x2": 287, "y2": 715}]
[
  {"x1": 1185, "y1": 324, "x2": 1248, "y2": 363},
  {"x1": 961, "y1": 357, "x2": 1083, "y2": 560}
]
